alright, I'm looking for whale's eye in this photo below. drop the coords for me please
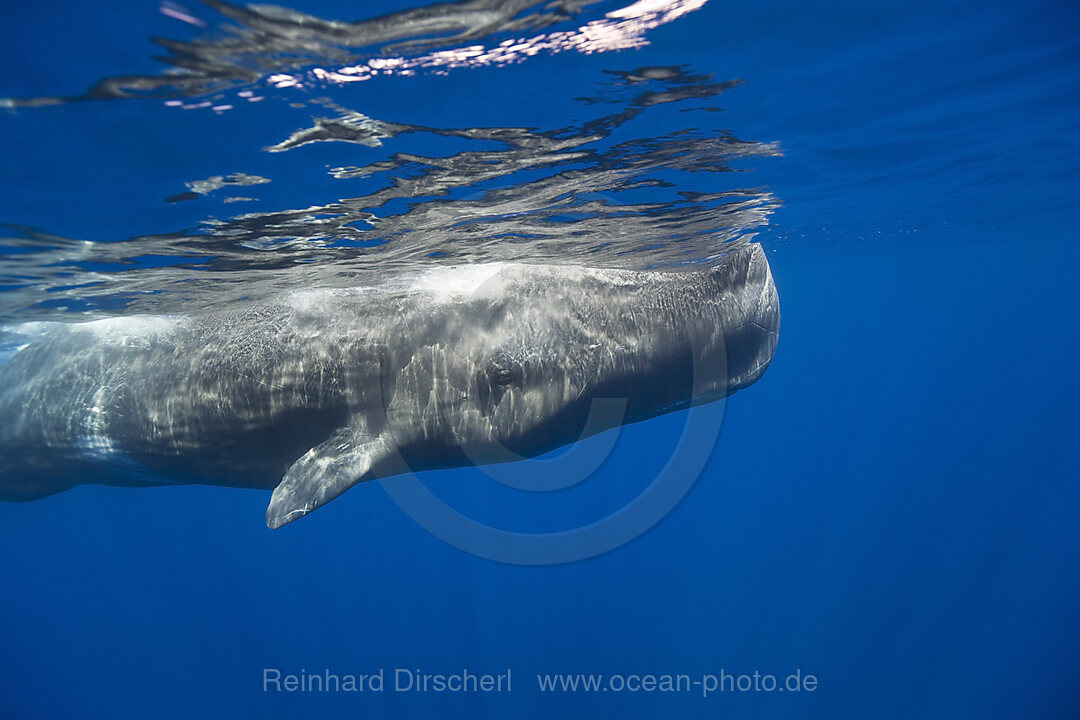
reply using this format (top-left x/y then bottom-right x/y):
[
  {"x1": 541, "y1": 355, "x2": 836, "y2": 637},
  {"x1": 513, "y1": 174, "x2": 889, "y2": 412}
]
[
  {"x1": 486, "y1": 352, "x2": 518, "y2": 387},
  {"x1": 489, "y1": 365, "x2": 513, "y2": 386}
]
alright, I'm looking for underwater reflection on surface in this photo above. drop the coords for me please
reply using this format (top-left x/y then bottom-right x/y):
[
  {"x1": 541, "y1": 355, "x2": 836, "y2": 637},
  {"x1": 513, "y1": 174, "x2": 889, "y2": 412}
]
[{"x1": 3, "y1": 100, "x2": 778, "y2": 324}]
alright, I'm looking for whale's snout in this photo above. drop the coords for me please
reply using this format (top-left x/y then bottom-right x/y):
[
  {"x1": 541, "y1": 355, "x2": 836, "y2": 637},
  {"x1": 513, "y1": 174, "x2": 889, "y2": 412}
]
[{"x1": 714, "y1": 243, "x2": 780, "y2": 391}]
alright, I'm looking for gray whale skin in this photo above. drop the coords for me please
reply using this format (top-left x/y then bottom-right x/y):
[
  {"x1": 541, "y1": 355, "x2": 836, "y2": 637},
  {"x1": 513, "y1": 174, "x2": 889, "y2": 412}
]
[{"x1": 0, "y1": 244, "x2": 779, "y2": 528}]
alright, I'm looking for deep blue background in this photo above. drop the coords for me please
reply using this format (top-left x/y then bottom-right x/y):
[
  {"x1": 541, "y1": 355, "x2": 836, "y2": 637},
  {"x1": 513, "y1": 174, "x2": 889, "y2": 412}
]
[{"x1": 2, "y1": 1, "x2": 1079, "y2": 718}]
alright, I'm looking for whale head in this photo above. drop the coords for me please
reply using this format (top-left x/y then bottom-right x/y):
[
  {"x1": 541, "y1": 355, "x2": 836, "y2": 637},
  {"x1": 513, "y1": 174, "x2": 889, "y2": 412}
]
[
  {"x1": 267, "y1": 245, "x2": 779, "y2": 528},
  {"x1": 381, "y1": 243, "x2": 779, "y2": 468}
]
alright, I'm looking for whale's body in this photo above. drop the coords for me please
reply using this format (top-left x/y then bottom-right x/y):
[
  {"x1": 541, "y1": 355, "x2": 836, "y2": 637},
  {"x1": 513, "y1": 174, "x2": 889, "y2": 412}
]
[{"x1": 0, "y1": 244, "x2": 779, "y2": 527}]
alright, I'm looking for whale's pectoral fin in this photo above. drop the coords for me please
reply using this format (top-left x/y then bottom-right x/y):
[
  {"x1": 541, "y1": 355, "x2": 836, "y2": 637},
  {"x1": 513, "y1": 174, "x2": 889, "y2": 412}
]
[{"x1": 265, "y1": 429, "x2": 396, "y2": 529}]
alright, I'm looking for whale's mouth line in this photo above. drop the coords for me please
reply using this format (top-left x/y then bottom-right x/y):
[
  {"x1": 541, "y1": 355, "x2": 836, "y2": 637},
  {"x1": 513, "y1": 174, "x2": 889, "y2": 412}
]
[{"x1": 734, "y1": 320, "x2": 780, "y2": 337}]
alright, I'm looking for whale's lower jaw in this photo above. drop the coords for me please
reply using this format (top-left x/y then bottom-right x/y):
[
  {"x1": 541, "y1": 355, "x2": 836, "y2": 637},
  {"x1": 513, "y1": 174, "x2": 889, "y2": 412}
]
[{"x1": 0, "y1": 478, "x2": 73, "y2": 502}]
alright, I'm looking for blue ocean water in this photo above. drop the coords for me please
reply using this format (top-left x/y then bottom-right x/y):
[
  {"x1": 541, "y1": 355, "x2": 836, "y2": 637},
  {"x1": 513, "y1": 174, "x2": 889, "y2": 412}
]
[{"x1": 1, "y1": 1, "x2": 1079, "y2": 718}]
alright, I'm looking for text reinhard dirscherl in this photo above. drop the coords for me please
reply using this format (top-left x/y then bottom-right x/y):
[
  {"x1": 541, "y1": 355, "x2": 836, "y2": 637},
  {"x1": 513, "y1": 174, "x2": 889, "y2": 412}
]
[
  {"x1": 263, "y1": 668, "x2": 512, "y2": 694},
  {"x1": 262, "y1": 668, "x2": 819, "y2": 697}
]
